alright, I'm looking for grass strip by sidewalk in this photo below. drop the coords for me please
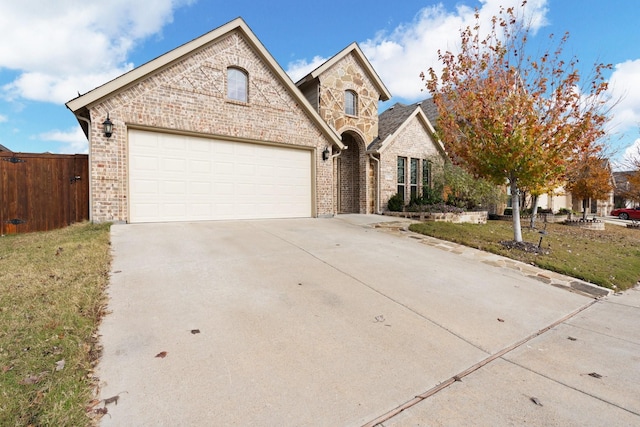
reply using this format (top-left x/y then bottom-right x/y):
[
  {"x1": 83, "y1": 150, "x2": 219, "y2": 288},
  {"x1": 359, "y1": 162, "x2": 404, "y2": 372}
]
[
  {"x1": 409, "y1": 220, "x2": 640, "y2": 291},
  {"x1": 0, "y1": 222, "x2": 111, "y2": 426}
]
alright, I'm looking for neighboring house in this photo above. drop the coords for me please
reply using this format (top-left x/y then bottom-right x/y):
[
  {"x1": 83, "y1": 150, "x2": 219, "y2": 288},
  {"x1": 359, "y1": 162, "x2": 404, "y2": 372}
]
[
  {"x1": 66, "y1": 18, "x2": 445, "y2": 223},
  {"x1": 503, "y1": 181, "x2": 614, "y2": 218},
  {"x1": 613, "y1": 171, "x2": 636, "y2": 208},
  {"x1": 0, "y1": 144, "x2": 11, "y2": 152}
]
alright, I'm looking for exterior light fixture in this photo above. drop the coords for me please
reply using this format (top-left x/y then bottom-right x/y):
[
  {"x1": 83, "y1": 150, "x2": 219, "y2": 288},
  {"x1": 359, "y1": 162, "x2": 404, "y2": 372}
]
[
  {"x1": 322, "y1": 146, "x2": 330, "y2": 161},
  {"x1": 103, "y1": 113, "x2": 113, "y2": 138}
]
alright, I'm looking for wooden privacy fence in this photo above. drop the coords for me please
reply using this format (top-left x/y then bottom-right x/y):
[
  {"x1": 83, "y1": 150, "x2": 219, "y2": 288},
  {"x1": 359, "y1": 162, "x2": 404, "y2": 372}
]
[{"x1": 0, "y1": 152, "x2": 89, "y2": 235}]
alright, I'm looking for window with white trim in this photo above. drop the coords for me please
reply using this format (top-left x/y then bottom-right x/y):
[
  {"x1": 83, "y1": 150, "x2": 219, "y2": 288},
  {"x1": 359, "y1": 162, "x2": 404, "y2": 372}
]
[
  {"x1": 397, "y1": 157, "x2": 407, "y2": 201},
  {"x1": 227, "y1": 67, "x2": 248, "y2": 102},
  {"x1": 422, "y1": 159, "x2": 431, "y2": 190},
  {"x1": 410, "y1": 158, "x2": 419, "y2": 200},
  {"x1": 345, "y1": 90, "x2": 357, "y2": 116}
]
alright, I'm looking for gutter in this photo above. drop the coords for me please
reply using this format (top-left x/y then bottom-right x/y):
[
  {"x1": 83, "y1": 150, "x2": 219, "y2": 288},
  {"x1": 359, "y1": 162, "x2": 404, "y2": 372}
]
[
  {"x1": 369, "y1": 153, "x2": 381, "y2": 214},
  {"x1": 330, "y1": 147, "x2": 345, "y2": 216}
]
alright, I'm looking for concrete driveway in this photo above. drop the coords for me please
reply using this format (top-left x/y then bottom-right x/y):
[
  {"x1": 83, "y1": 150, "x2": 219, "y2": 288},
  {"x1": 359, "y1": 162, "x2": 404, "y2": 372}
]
[{"x1": 97, "y1": 215, "x2": 640, "y2": 426}]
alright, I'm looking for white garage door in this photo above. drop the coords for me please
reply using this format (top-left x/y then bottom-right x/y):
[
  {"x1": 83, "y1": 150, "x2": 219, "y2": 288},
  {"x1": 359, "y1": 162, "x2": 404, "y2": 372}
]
[{"x1": 128, "y1": 129, "x2": 313, "y2": 223}]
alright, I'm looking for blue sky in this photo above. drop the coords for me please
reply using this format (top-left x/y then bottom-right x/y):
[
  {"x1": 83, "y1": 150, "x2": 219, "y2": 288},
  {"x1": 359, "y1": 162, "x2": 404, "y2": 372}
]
[{"x1": 1, "y1": 0, "x2": 639, "y2": 167}]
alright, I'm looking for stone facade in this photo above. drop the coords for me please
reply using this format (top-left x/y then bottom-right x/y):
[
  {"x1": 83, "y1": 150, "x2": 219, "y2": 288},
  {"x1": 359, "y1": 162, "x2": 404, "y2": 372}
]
[
  {"x1": 317, "y1": 54, "x2": 380, "y2": 147},
  {"x1": 85, "y1": 30, "x2": 335, "y2": 222},
  {"x1": 315, "y1": 53, "x2": 382, "y2": 214}
]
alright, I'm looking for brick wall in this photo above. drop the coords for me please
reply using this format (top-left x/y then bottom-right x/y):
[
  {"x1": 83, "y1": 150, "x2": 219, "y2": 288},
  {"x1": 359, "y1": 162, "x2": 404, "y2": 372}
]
[
  {"x1": 379, "y1": 116, "x2": 444, "y2": 210},
  {"x1": 87, "y1": 30, "x2": 335, "y2": 222}
]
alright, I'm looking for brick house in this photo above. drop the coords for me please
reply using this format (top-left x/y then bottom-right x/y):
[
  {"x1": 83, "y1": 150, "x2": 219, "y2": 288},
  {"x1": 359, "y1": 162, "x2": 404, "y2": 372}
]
[{"x1": 66, "y1": 18, "x2": 446, "y2": 223}]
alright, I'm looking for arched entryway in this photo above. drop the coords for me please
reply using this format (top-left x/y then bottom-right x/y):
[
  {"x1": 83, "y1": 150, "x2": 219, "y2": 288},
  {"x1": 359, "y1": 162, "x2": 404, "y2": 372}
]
[{"x1": 337, "y1": 132, "x2": 364, "y2": 213}]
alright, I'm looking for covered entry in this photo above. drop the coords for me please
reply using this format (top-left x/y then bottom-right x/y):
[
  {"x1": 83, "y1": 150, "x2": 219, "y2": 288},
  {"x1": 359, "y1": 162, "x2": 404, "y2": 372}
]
[{"x1": 337, "y1": 132, "x2": 366, "y2": 213}]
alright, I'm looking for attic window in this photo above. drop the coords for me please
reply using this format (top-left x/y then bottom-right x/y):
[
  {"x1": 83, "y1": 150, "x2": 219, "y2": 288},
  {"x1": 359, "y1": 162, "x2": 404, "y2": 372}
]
[
  {"x1": 345, "y1": 90, "x2": 357, "y2": 116},
  {"x1": 227, "y1": 67, "x2": 248, "y2": 102}
]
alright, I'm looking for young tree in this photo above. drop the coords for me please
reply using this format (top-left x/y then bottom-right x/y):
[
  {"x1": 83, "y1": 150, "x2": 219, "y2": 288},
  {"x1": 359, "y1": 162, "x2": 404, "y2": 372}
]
[
  {"x1": 565, "y1": 154, "x2": 614, "y2": 220},
  {"x1": 623, "y1": 172, "x2": 640, "y2": 205},
  {"x1": 424, "y1": 2, "x2": 612, "y2": 242}
]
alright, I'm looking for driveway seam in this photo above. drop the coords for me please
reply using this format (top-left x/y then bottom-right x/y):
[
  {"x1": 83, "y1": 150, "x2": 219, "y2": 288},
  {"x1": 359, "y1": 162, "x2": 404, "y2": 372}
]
[
  {"x1": 500, "y1": 358, "x2": 640, "y2": 418},
  {"x1": 361, "y1": 298, "x2": 599, "y2": 427},
  {"x1": 562, "y1": 321, "x2": 640, "y2": 346}
]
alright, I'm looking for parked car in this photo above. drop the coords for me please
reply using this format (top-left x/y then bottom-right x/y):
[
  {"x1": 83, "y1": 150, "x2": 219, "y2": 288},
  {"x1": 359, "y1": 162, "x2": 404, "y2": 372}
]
[{"x1": 610, "y1": 207, "x2": 640, "y2": 220}]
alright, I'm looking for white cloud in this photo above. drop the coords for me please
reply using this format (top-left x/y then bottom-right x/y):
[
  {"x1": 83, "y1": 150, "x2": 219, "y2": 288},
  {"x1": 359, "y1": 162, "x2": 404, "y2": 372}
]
[
  {"x1": 0, "y1": 0, "x2": 194, "y2": 104},
  {"x1": 615, "y1": 137, "x2": 640, "y2": 170},
  {"x1": 286, "y1": 0, "x2": 550, "y2": 101},
  {"x1": 39, "y1": 127, "x2": 88, "y2": 154},
  {"x1": 608, "y1": 59, "x2": 640, "y2": 134},
  {"x1": 0, "y1": 114, "x2": 7, "y2": 123},
  {"x1": 358, "y1": 0, "x2": 550, "y2": 100},
  {"x1": 286, "y1": 56, "x2": 331, "y2": 83}
]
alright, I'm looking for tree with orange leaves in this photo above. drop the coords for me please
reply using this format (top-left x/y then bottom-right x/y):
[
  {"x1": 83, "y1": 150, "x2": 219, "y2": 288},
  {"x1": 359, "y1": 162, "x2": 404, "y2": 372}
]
[
  {"x1": 424, "y1": 1, "x2": 612, "y2": 242},
  {"x1": 565, "y1": 154, "x2": 613, "y2": 220}
]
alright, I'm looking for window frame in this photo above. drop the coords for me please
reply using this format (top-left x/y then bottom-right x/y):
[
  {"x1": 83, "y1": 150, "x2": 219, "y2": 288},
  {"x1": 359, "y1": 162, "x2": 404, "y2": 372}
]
[
  {"x1": 344, "y1": 90, "x2": 358, "y2": 116},
  {"x1": 410, "y1": 158, "x2": 419, "y2": 200},
  {"x1": 397, "y1": 156, "x2": 407, "y2": 201},
  {"x1": 227, "y1": 67, "x2": 248, "y2": 103},
  {"x1": 422, "y1": 159, "x2": 431, "y2": 193}
]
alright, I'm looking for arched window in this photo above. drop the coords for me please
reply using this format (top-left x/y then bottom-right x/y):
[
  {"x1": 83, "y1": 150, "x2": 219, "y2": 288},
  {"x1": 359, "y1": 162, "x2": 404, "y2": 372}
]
[
  {"x1": 345, "y1": 90, "x2": 357, "y2": 116},
  {"x1": 227, "y1": 67, "x2": 248, "y2": 102}
]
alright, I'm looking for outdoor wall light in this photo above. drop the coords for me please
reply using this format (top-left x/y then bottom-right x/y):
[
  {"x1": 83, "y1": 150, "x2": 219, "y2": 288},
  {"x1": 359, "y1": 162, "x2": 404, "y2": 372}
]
[
  {"x1": 102, "y1": 113, "x2": 113, "y2": 138},
  {"x1": 322, "y1": 146, "x2": 330, "y2": 161}
]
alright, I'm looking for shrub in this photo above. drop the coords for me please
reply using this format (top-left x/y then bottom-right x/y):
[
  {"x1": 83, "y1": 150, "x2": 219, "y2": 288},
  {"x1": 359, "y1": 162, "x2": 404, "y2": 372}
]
[
  {"x1": 503, "y1": 208, "x2": 513, "y2": 216},
  {"x1": 387, "y1": 193, "x2": 404, "y2": 212},
  {"x1": 422, "y1": 185, "x2": 444, "y2": 205},
  {"x1": 423, "y1": 202, "x2": 465, "y2": 214}
]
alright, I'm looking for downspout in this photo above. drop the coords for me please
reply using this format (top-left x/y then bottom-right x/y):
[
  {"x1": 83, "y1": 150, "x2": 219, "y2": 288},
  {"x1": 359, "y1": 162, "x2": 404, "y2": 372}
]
[
  {"x1": 331, "y1": 147, "x2": 344, "y2": 216},
  {"x1": 75, "y1": 114, "x2": 93, "y2": 223},
  {"x1": 369, "y1": 153, "x2": 381, "y2": 214}
]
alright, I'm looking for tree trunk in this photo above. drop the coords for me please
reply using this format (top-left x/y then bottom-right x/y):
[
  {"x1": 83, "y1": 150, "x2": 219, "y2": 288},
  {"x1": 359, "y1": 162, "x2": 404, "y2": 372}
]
[
  {"x1": 511, "y1": 180, "x2": 523, "y2": 242},
  {"x1": 529, "y1": 195, "x2": 539, "y2": 229}
]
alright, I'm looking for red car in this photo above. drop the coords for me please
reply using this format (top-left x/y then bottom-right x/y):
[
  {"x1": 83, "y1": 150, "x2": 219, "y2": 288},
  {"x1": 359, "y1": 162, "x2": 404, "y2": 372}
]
[{"x1": 610, "y1": 207, "x2": 640, "y2": 220}]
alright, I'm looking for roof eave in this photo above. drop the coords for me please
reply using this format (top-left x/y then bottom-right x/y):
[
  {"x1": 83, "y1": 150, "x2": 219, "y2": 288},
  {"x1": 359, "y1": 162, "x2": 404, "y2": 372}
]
[
  {"x1": 297, "y1": 42, "x2": 391, "y2": 102},
  {"x1": 65, "y1": 17, "x2": 344, "y2": 149}
]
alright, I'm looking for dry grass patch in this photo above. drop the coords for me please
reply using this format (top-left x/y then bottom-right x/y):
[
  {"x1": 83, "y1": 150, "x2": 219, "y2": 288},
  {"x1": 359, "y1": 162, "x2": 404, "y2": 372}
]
[
  {"x1": 0, "y1": 222, "x2": 111, "y2": 426},
  {"x1": 409, "y1": 220, "x2": 640, "y2": 291}
]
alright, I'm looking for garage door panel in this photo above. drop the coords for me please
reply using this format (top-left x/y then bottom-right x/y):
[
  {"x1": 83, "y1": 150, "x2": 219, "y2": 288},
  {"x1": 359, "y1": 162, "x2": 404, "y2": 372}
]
[
  {"x1": 190, "y1": 159, "x2": 211, "y2": 173},
  {"x1": 163, "y1": 180, "x2": 186, "y2": 194},
  {"x1": 162, "y1": 158, "x2": 186, "y2": 173},
  {"x1": 129, "y1": 130, "x2": 312, "y2": 223}
]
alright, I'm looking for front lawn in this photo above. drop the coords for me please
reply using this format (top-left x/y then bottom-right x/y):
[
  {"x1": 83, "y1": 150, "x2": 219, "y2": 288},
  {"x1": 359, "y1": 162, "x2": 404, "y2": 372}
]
[
  {"x1": 409, "y1": 220, "x2": 640, "y2": 290},
  {"x1": 0, "y1": 222, "x2": 111, "y2": 426}
]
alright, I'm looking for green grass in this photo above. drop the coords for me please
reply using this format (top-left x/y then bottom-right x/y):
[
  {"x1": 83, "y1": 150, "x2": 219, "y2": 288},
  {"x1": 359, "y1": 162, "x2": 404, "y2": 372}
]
[
  {"x1": 409, "y1": 220, "x2": 640, "y2": 291},
  {"x1": 0, "y1": 222, "x2": 111, "y2": 426}
]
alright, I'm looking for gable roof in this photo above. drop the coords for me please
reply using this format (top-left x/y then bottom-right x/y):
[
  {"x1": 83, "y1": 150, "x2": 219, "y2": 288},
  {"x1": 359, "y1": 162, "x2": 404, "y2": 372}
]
[
  {"x1": 368, "y1": 98, "x2": 444, "y2": 154},
  {"x1": 295, "y1": 42, "x2": 392, "y2": 102},
  {"x1": 66, "y1": 17, "x2": 344, "y2": 149},
  {"x1": 0, "y1": 143, "x2": 11, "y2": 152}
]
